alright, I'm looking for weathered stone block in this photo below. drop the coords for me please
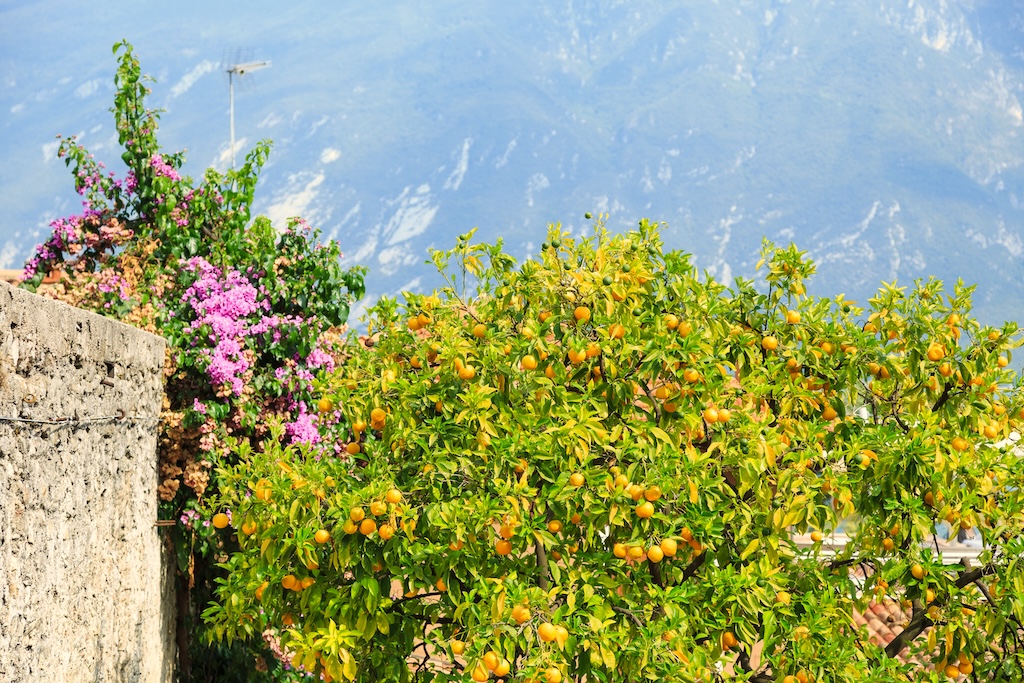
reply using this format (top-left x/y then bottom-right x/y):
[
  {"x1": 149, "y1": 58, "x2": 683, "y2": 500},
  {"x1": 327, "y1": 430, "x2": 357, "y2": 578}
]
[{"x1": 0, "y1": 281, "x2": 173, "y2": 682}]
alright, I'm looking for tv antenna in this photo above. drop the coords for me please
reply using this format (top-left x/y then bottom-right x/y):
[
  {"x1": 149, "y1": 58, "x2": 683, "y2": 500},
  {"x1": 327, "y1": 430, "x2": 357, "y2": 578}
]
[{"x1": 226, "y1": 56, "x2": 271, "y2": 168}]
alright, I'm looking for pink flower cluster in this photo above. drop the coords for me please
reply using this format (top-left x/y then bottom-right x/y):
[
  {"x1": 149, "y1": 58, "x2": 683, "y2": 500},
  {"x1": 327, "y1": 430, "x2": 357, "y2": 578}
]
[
  {"x1": 182, "y1": 257, "x2": 269, "y2": 396},
  {"x1": 23, "y1": 216, "x2": 83, "y2": 278},
  {"x1": 284, "y1": 402, "x2": 320, "y2": 446},
  {"x1": 96, "y1": 271, "x2": 131, "y2": 301},
  {"x1": 150, "y1": 153, "x2": 182, "y2": 181}
]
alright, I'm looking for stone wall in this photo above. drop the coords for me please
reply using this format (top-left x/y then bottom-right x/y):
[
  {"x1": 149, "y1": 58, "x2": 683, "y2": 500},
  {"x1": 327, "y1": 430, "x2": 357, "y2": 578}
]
[{"x1": 0, "y1": 281, "x2": 174, "y2": 682}]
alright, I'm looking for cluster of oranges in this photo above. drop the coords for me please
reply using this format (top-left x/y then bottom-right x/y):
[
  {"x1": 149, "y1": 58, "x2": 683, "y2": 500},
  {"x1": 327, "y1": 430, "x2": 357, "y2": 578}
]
[{"x1": 340, "y1": 488, "x2": 403, "y2": 538}]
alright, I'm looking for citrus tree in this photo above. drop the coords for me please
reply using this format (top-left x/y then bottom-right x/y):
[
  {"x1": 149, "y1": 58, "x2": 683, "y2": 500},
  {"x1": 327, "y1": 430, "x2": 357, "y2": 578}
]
[{"x1": 206, "y1": 220, "x2": 1024, "y2": 682}]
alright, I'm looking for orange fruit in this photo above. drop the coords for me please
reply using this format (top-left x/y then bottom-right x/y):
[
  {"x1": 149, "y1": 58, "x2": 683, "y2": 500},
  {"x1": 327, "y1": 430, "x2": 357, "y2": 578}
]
[
  {"x1": 644, "y1": 485, "x2": 662, "y2": 501},
  {"x1": 762, "y1": 336, "x2": 779, "y2": 351},
  {"x1": 378, "y1": 523, "x2": 395, "y2": 540},
  {"x1": 810, "y1": 531, "x2": 823, "y2": 543},
  {"x1": 548, "y1": 520, "x2": 563, "y2": 533},
  {"x1": 612, "y1": 543, "x2": 628, "y2": 558},
  {"x1": 628, "y1": 545, "x2": 645, "y2": 560},
  {"x1": 522, "y1": 355, "x2": 538, "y2": 371},
  {"x1": 702, "y1": 407, "x2": 719, "y2": 424},
  {"x1": 314, "y1": 529, "x2": 331, "y2": 544},
  {"x1": 370, "y1": 407, "x2": 386, "y2": 424},
  {"x1": 317, "y1": 397, "x2": 334, "y2": 413},
  {"x1": 951, "y1": 436, "x2": 969, "y2": 452},
  {"x1": 471, "y1": 664, "x2": 488, "y2": 682},
  {"x1": 546, "y1": 667, "x2": 562, "y2": 683},
  {"x1": 345, "y1": 441, "x2": 361, "y2": 455},
  {"x1": 910, "y1": 564, "x2": 926, "y2": 580},
  {"x1": 538, "y1": 622, "x2": 557, "y2": 642},
  {"x1": 241, "y1": 521, "x2": 257, "y2": 535},
  {"x1": 359, "y1": 519, "x2": 377, "y2": 535},
  {"x1": 608, "y1": 323, "x2": 626, "y2": 340},
  {"x1": 255, "y1": 581, "x2": 268, "y2": 601},
  {"x1": 350, "y1": 507, "x2": 365, "y2": 522},
  {"x1": 386, "y1": 488, "x2": 402, "y2": 504},
  {"x1": 574, "y1": 306, "x2": 591, "y2": 323},
  {"x1": 435, "y1": 577, "x2": 448, "y2": 592},
  {"x1": 664, "y1": 314, "x2": 679, "y2": 330},
  {"x1": 352, "y1": 419, "x2": 367, "y2": 433},
  {"x1": 647, "y1": 545, "x2": 664, "y2": 563},
  {"x1": 281, "y1": 574, "x2": 297, "y2": 590},
  {"x1": 677, "y1": 320, "x2": 692, "y2": 336},
  {"x1": 569, "y1": 472, "x2": 585, "y2": 487},
  {"x1": 494, "y1": 658, "x2": 511, "y2": 677},
  {"x1": 369, "y1": 500, "x2": 387, "y2": 517},
  {"x1": 722, "y1": 631, "x2": 739, "y2": 649},
  {"x1": 927, "y1": 344, "x2": 945, "y2": 362},
  {"x1": 660, "y1": 538, "x2": 678, "y2": 557},
  {"x1": 496, "y1": 539, "x2": 513, "y2": 555},
  {"x1": 786, "y1": 309, "x2": 801, "y2": 324},
  {"x1": 499, "y1": 524, "x2": 516, "y2": 539},
  {"x1": 458, "y1": 365, "x2": 477, "y2": 380},
  {"x1": 342, "y1": 519, "x2": 358, "y2": 534},
  {"x1": 451, "y1": 639, "x2": 466, "y2": 655},
  {"x1": 511, "y1": 604, "x2": 531, "y2": 624},
  {"x1": 635, "y1": 501, "x2": 655, "y2": 518},
  {"x1": 212, "y1": 513, "x2": 230, "y2": 529},
  {"x1": 472, "y1": 323, "x2": 487, "y2": 339}
]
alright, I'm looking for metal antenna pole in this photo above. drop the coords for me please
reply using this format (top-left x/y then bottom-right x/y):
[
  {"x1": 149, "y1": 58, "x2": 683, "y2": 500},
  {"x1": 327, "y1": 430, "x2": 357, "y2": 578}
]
[
  {"x1": 229, "y1": 71, "x2": 236, "y2": 169},
  {"x1": 225, "y1": 59, "x2": 271, "y2": 170}
]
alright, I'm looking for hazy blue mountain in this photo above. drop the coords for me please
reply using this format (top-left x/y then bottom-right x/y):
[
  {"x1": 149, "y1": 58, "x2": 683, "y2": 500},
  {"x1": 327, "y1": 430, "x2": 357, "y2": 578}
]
[{"x1": 2, "y1": 0, "x2": 1024, "y2": 325}]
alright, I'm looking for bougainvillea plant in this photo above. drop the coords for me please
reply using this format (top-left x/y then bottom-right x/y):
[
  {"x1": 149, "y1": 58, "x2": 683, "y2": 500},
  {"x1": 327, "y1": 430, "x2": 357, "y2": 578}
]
[{"x1": 23, "y1": 41, "x2": 365, "y2": 681}]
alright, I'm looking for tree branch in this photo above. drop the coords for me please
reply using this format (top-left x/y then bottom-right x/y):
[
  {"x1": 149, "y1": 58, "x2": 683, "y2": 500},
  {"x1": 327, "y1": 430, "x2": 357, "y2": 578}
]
[
  {"x1": 885, "y1": 565, "x2": 997, "y2": 658},
  {"x1": 681, "y1": 550, "x2": 706, "y2": 582},
  {"x1": 611, "y1": 605, "x2": 644, "y2": 628},
  {"x1": 535, "y1": 541, "x2": 550, "y2": 591}
]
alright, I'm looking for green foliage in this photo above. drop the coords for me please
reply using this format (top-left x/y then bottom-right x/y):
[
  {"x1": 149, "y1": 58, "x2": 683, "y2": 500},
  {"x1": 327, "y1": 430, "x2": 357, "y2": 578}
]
[{"x1": 206, "y1": 219, "x2": 1024, "y2": 682}]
